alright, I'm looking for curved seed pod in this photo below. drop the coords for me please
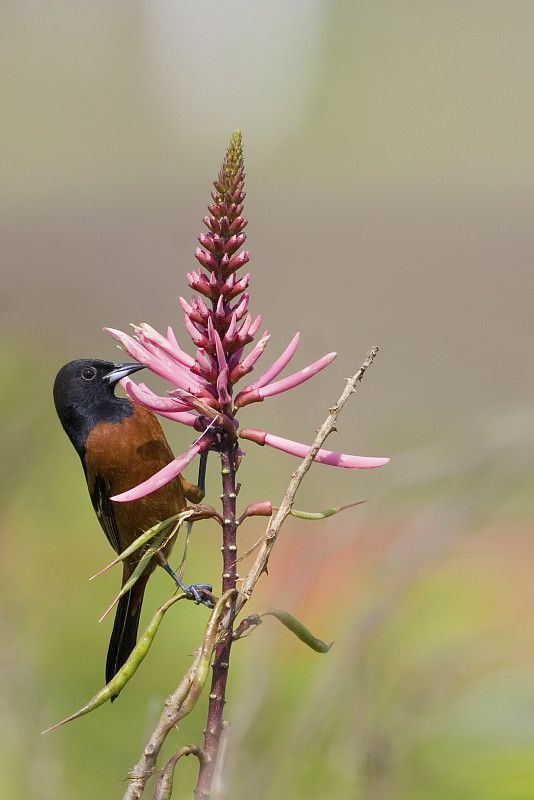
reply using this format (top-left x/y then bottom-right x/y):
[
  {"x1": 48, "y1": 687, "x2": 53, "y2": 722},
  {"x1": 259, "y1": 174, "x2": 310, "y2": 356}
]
[
  {"x1": 89, "y1": 511, "x2": 193, "y2": 580},
  {"x1": 97, "y1": 540, "x2": 164, "y2": 623},
  {"x1": 259, "y1": 609, "x2": 333, "y2": 653},
  {"x1": 289, "y1": 501, "x2": 365, "y2": 520},
  {"x1": 177, "y1": 589, "x2": 237, "y2": 720},
  {"x1": 42, "y1": 594, "x2": 187, "y2": 733}
]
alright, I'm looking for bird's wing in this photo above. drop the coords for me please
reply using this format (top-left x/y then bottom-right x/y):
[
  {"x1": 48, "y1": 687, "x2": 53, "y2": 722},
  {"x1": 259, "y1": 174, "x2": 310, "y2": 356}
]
[{"x1": 90, "y1": 473, "x2": 121, "y2": 554}]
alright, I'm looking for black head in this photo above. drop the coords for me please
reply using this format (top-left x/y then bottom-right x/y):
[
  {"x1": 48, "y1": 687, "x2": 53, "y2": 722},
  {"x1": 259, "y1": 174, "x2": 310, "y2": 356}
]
[{"x1": 53, "y1": 359, "x2": 145, "y2": 458}]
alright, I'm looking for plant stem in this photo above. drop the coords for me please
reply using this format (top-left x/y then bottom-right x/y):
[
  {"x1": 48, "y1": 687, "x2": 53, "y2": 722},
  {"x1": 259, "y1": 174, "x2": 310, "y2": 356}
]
[{"x1": 194, "y1": 434, "x2": 238, "y2": 798}]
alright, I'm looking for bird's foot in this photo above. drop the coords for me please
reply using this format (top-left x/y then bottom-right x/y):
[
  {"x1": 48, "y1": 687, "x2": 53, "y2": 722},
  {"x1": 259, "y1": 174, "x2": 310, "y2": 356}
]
[{"x1": 184, "y1": 583, "x2": 215, "y2": 608}]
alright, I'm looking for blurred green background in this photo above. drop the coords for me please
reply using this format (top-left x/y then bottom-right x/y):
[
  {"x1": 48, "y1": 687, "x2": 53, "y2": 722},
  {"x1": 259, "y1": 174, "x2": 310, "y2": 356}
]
[{"x1": 2, "y1": 2, "x2": 534, "y2": 798}]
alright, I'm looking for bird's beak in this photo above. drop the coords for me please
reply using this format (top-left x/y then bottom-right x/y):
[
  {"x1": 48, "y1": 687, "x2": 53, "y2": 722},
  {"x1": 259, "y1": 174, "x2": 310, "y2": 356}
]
[{"x1": 103, "y1": 362, "x2": 146, "y2": 385}]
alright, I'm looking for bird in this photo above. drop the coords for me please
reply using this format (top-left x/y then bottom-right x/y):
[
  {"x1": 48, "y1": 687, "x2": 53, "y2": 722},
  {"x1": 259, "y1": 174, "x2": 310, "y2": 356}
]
[{"x1": 53, "y1": 358, "x2": 210, "y2": 697}]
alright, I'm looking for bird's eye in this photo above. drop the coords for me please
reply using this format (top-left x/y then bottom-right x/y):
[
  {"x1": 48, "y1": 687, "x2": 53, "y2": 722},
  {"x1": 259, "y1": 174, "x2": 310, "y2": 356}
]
[{"x1": 82, "y1": 367, "x2": 97, "y2": 381}]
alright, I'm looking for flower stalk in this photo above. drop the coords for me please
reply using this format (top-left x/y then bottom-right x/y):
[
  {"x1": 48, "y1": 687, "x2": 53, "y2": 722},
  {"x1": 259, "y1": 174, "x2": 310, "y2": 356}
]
[{"x1": 102, "y1": 132, "x2": 388, "y2": 798}]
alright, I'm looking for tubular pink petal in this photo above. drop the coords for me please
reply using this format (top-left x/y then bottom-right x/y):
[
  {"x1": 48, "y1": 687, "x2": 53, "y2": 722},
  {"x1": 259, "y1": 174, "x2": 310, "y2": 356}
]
[
  {"x1": 215, "y1": 294, "x2": 225, "y2": 320},
  {"x1": 221, "y1": 272, "x2": 250, "y2": 299},
  {"x1": 124, "y1": 379, "x2": 199, "y2": 426},
  {"x1": 239, "y1": 430, "x2": 389, "y2": 469},
  {"x1": 111, "y1": 440, "x2": 210, "y2": 502},
  {"x1": 234, "y1": 386, "x2": 263, "y2": 408},
  {"x1": 180, "y1": 297, "x2": 203, "y2": 325},
  {"x1": 212, "y1": 328, "x2": 227, "y2": 374},
  {"x1": 232, "y1": 293, "x2": 249, "y2": 321},
  {"x1": 195, "y1": 247, "x2": 218, "y2": 271},
  {"x1": 195, "y1": 347, "x2": 208, "y2": 365},
  {"x1": 198, "y1": 233, "x2": 222, "y2": 256},
  {"x1": 104, "y1": 327, "x2": 152, "y2": 364},
  {"x1": 232, "y1": 314, "x2": 251, "y2": 346},
  {"x1": 197, "y1": 297, "x2": 209, "y2": 319},
  {"x1": 120, "y1": 377, "x2": 194, "y2": 413},
  {"x1": 235, "y1": 272, "x2": 250, "y2": 290},
  {"x1": 228, "y1": 216, "x2": 247, "y2": 235},
  {"x1": 195, "y1": 348, "x2": 216, "y2": 380},
  {"x1": 211, "y1": 234, "x2": 225, "y2": 255},
  {"x1": 165, "y1": 326, "x2": 196, "y2": 367},
  {"x1": 230, "y1": 332, "x2": 270, "y2": 384},
  {"x1": 184, "y1": 314, "x2": 211, "y2": 350},
  {"x1": 217, "y1": 367, "x2": 232, "y2": 405},
  {"x1": 239, "y1": 428, "x2": 266, "y2": 445},
  {"x1": 222, "y1": 312, "x2": 237, "y2": 345},
  {"x1": 207, "y1": 318, "x2": 227, "y2": 376},
  {"x1": 224, "y1": 232, "x2": 246, "y2": 256},
  {"x1": 179, "y1": 296, "x2": 193, "y2": 315},
  {"x1": 136, "y1": 323, "x2": 195, "y2": 370},
  {"x1": 135, "y1": 332, "x2": 208, "y2": 393},
  {"x1": 259, "y1": 352, "x2": 336, "y2": 398},
  {"x1": 153, "y1": 410, "x2": 198, "y2": 426},
  {"x1": 247, "y1": 314, "x2": 262, "y2": 339},
  {"x1": 206, "y1": 315, "x2": 215, "y2": 340},
  {"x1": 203, "y1": 215, "x2": 220, "y2": 234},
  {"x1": 187, "y1": 270, "x2": 212, "y2": 298},
  {"x1": 250, "y1": 332, "x2": 300, "y2": 390},
  {"x1": 227, "y1": 250, "x2": 249, "y2": 273},
  {"x1": 240, "y1": 331, "x2": 271, "y2": 371}
]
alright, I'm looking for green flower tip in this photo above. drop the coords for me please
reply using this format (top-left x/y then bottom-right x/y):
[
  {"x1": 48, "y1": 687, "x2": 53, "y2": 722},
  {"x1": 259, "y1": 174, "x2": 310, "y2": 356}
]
[{"x1": 220, "y1": 130, "x2": 244, "y2": 185}]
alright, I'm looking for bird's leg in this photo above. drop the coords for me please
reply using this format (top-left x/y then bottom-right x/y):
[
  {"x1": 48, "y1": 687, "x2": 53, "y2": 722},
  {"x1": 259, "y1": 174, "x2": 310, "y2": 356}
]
[
  {"x1": 196, "y1": 448, "x2": 208, "y2": 498},
  {"x1": 182, "y1": 447, "x2": 210, "y2": 504},
  {"x1": 160, "y1": 559, "x2": 214, "y2": 608}
]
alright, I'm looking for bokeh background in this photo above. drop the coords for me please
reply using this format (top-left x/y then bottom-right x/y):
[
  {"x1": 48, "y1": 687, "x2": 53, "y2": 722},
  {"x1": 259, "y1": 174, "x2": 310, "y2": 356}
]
[{"x1": 2, "y1": 2, "x2": 534, "y2": 798}]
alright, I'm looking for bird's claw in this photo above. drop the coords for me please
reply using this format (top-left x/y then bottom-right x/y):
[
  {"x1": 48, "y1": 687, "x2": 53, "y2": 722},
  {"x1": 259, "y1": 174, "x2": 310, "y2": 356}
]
[{"x1": 184, "y1": 583, "x2": 214, "y2": 608}]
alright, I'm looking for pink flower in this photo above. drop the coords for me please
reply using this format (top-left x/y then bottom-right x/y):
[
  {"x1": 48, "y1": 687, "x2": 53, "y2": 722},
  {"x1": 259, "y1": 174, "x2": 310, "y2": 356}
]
[{"x1": 106, "y1": 132, "x2": 388, "y2": 502}]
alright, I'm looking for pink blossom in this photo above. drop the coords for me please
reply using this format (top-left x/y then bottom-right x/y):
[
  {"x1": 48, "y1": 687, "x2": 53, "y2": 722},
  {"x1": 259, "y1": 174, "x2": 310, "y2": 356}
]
[
  {"x1": 239, "y1": 429, "x2": 389, "y2": 469},
  {"x1": 111, "y1": 438, "x2": 213, "y2": 503},
  {"x1": 105, "y1": 132, "x2": 388, "y2": 502}
]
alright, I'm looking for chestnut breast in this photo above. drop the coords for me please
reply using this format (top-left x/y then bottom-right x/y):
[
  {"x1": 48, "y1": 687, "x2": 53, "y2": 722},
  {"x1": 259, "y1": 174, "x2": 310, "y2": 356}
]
[{"x1": 85, "y1": 403, "x2": 187, "y2": 559}]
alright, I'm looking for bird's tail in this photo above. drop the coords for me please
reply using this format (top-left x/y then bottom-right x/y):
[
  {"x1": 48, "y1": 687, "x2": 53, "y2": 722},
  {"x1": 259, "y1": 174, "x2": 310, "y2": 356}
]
[{"x1": 106, "y1": 586, "x2": 144, "y2": 701}]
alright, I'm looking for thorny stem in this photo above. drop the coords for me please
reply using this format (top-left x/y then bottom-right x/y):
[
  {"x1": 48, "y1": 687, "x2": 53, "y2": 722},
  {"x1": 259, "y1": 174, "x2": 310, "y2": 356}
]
[
  {"x1": 154, "y1": 746, "x2": 207, "y2": 800},
  {"x1": 194, "y1": 438, "x2": 239, "y2": 798},
  {"x1": 122, "y1": 591, "x2": 234, "y2": 799},
  {"x1": 197, "y1": 347, "x2": 380, "y2": 797},
  {"x1": 123, "y1": 650, "x2": 204, "y2": 799}
]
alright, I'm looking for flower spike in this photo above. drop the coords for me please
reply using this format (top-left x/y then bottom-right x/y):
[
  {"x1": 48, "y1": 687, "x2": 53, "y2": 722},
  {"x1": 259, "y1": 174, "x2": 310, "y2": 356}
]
[{"x1": 105, "y1": 131, "x2": 388, "y2": 502}]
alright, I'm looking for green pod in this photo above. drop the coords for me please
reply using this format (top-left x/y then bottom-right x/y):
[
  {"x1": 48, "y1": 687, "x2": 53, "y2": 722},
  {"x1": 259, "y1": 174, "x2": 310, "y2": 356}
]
[
  {"x1": 90, "y1": 510, "x2": 193, "y2": 580},
  {"x1": 260, "y1": 608, "x2": 333, "y2": 653},
  {"x1": 178, "y1": 588, "x2": 237, "y2": 720},
  {"x1": 43, "y1": 593, "x2": 186, "y2": 733},
  {"x1": 289, "y1": 501, "x2": 364, "y2": 520}
]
